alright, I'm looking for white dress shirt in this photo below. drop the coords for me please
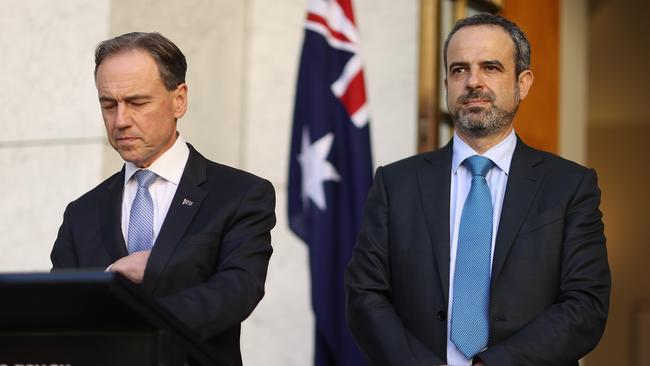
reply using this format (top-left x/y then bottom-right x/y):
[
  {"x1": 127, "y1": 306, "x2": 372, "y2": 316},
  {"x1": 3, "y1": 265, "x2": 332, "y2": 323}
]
[
  {"x1": 121, "y1": 135, "x2": 190, "y2": 251},
  {"x1": 446, "y1": 129, "x2": 517, "y2": 365}
]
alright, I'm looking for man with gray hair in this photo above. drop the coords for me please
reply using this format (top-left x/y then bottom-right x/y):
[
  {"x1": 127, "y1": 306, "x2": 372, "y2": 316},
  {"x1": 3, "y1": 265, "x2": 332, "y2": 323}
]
[
  {"x1": 51, "y1": 32, "x2": 275, "y2": 365},
  {"x1": 346, "y1": 14, "x2": 610, "y2": 365}
]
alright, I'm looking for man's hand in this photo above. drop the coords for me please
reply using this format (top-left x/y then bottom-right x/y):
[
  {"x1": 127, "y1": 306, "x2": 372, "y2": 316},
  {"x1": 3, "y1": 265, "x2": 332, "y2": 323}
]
[{"x1": 109, "y1": 251, "x2": 151, "y2": 283}]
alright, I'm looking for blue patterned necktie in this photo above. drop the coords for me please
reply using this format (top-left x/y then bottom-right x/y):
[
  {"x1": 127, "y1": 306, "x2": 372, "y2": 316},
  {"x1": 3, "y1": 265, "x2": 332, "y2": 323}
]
[
  {"x1": 450, "y1": 155, "x2": 494, "y2": 359},
  {"x1": 127, "y1": 169, "x2": 158, "y2": 254}
]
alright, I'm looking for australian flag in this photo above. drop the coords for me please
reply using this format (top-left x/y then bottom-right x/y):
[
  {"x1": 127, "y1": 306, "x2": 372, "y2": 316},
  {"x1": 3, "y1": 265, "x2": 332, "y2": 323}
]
[{"x1": 288, "y1": 0, "x2": 373, "y2": 365}]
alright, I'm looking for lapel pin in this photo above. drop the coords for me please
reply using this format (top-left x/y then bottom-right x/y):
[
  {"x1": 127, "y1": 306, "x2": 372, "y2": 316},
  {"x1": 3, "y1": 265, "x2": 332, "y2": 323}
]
[{"x1": 182, "y1": 198, "x2": 194, "y2": 206}]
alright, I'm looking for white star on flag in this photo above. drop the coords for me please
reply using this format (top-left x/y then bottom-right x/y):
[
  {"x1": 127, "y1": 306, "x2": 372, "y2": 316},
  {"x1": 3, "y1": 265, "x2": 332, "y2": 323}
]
[{"x1": 297, "y1": 127, "x2": 341, "y2": 210}]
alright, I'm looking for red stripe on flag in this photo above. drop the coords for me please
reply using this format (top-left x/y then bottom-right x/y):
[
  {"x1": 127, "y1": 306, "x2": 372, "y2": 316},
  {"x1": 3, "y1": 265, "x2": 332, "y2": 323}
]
[
  {"x1": 307, "y1": 13, "x2": 351, "y2": 43},
  {"x1": 339, "y1": 70, "x2": 367, "y2": 116},
  {"x1": 335, "y1": 0, "x2": 357, "y2": 25}
]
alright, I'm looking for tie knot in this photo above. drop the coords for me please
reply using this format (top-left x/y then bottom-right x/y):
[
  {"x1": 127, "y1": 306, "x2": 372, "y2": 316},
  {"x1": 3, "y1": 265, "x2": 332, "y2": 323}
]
[
  {"x1": 464, "y1": 156, "x2": 493, "y2": 177},
  {"x1": 134, "y1": 169, "x2": 157, "y2": 188}
]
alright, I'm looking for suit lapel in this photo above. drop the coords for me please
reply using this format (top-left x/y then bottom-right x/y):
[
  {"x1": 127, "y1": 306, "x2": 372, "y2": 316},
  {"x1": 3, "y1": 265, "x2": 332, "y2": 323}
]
[
  {"x1": 101, "y1": 168, "x2": 128, "y2": 263},
  {"x1": 141, "y1": 145, "x2": 208, "y2": 294},
  {"x1": 491, "y1": 138, "x2": 544, "y2": 285},
  {"x1": 417, "y1": 143, "x2": 453, "y2": 304}
]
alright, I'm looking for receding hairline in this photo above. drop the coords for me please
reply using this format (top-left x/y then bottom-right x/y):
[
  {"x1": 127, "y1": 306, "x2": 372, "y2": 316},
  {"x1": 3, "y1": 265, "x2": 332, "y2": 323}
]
[
  {"x1": 445, "y1": 24, "x2": 518, "y2": 70},
  {"x1": 95, "y1": 47, "x2": 158, "y2": 75}
]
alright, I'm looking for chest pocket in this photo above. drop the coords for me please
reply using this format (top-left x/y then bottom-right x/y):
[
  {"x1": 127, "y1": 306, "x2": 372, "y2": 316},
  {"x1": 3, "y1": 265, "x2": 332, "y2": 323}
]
[{"x1": 518, "y1": 206, "x2": 564, "y2": 235}]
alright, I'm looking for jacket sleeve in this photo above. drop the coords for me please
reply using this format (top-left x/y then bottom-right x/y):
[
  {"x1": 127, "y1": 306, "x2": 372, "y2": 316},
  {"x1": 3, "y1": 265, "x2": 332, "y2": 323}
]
[
  {"x1": 345, "y1": 167, "x2": 443, "y2": 366},
  {"x1": 51, "y1": 203, "x2": 79, "y2": 269}
]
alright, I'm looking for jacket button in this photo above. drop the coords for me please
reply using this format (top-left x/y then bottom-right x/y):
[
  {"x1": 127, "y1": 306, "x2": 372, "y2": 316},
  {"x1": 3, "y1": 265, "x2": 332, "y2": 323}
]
[{"x1": 437, "y1": 310, "x2": 446, "y2": 321}]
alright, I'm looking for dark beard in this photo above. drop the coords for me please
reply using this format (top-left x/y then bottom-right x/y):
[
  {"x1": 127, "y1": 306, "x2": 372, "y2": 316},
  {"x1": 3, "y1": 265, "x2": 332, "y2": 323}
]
[{"x1": 451, "y1": 89, "x2": 519, "y2": 138}]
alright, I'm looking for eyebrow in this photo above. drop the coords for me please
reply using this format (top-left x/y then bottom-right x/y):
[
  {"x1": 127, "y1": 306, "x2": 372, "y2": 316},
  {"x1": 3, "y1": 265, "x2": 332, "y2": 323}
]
[
  {"x1": 482, "y1": 60, "x2": 505, "y2": 69},
  {"x1": 448, "y1": 60, "x2": 505, "y2": 72},
  {"x1": 98, "y1": 94, "x2": 153, "y2": 103}
]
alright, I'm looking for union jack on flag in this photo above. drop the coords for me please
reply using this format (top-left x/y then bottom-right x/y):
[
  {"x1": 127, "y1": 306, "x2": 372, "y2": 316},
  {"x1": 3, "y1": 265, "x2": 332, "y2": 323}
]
[{"x1": 288, "y1": 0, "x2": 373, "y2": 365}]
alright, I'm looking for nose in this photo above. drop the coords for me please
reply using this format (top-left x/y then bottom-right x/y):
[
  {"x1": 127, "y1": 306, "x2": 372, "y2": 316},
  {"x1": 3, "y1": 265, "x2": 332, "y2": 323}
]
[
  {"x1": 466, "y1": 67, "x2": 485, "y2": 90},
  {"x1": 114, "y1": 103, "x2": 131, "y2": 128}
]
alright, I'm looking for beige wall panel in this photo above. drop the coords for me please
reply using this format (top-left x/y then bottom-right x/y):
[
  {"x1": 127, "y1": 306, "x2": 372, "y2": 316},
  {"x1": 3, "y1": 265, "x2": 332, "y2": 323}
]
[
  {"x1": 559, "y1": 0, "x2": 587, "y2": 165},
  {"x1": 0, "y1": 143, "x2": 104, "y2": 271},
  {"x1": 241, "y1": 0, "x2": 304, "y2": 182},
  {"x1": 356, "y1": 0, "x2": 419, "y2": 165},
  {"x1": 0, "y1": 0, "x2": 107, "y2": 141},
  {"x1": 0, "y1": 0, "x2": 109, "y2": 272},
  {"x1": 240, "y1": 1, "x2": 312, "y2": 364}
]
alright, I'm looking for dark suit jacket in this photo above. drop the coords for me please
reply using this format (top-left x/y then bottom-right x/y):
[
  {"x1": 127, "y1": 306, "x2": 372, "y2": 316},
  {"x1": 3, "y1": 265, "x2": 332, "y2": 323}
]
[
  {"x1": 345, "y1": 138, "x2": 610, "y2": 366},
  {"x1": 51, "y1": 144, "x2": 276, "y2": 366}
]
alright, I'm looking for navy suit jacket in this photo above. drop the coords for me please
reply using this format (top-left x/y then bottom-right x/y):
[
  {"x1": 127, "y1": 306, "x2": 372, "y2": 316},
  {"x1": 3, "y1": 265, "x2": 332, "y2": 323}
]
[
  {"x1": 345, "y1": 138, "x2": 610, "y2": 366},
  {"x1": 51, "y1": 144, "x2": 276, "y2": 366}
]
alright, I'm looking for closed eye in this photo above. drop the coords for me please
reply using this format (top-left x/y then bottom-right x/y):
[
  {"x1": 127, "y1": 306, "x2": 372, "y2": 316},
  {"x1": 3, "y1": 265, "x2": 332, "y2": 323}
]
[
  {"x1": 100, "y1": 101, "x2": 116, "y2": 110},
  {"x1": 129, "y1": 100, "x2": 149, "y2": 107}
]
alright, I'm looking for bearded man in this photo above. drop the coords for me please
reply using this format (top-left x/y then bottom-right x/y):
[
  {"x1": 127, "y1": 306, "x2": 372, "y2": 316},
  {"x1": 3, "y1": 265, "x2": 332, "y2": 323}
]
[{"x1": 345, "y1": 14, "x2": 610, "y2": 366}]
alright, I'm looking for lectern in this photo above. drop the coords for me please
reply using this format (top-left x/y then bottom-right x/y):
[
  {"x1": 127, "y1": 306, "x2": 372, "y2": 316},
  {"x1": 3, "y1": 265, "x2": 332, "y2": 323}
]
[{"x1": 0, "y1": 271, "x2": 225, "y2": 366}]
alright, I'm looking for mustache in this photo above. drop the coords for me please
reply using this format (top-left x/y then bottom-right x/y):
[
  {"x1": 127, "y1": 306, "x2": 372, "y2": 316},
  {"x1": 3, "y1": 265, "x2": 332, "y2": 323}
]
[{"x1": 458, "y1": 89, "x2": 495, "y2": 104}]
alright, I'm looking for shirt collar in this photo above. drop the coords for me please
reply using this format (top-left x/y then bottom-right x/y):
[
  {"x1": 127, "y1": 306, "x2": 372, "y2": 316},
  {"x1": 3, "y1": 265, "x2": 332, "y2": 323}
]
[
  {"x1": 124, "y1": 134, "x2": 190, "y2": 185},
  {"x1": 452, "y1": 128, "x2": 517, "y2": 175}
]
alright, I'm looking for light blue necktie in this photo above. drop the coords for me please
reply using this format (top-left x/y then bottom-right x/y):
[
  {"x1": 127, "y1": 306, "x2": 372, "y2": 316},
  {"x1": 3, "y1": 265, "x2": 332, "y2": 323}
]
[
  {"x1": 450, "y1": 155, "x2": 494, "y2": 359},
  {"x1": 127, "y1": 169, "x2": 158, "y2": 254}
]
